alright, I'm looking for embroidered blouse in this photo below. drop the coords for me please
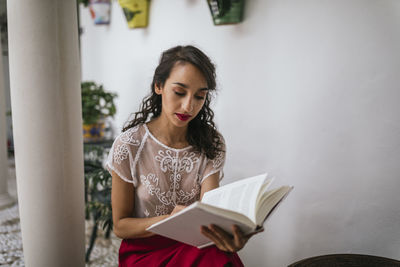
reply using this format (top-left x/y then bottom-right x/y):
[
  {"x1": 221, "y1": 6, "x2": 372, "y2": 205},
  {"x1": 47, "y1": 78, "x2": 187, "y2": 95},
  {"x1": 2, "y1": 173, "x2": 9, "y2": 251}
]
[{"x1": 105, "y1": 123, "x2": 226, "y2": 218}]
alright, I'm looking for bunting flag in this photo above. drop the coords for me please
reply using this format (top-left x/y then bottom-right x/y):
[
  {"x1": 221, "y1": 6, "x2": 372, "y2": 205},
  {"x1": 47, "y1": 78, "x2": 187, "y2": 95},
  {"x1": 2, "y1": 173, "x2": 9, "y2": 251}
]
[
  {"x1": 119, "y1": 0, "x2": 150, "y2": 28},
  {"x1": 207, "y1": 0, "x2": 245, "y2": 25},
  {"x1": 89, "y1": 0, "x2": 111, "y2": 25}
]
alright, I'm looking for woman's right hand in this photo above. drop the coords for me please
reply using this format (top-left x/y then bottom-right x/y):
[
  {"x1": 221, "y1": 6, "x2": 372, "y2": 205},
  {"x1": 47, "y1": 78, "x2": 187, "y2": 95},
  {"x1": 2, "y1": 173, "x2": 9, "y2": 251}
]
[{"x1": 170, "y1": 205, "x2": 186, "y2": 216}]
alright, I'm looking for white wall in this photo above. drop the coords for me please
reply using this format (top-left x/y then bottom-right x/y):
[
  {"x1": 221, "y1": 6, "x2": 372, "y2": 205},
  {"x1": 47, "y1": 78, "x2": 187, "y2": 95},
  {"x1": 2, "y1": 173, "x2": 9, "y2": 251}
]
[{"x1": 80, "y1": 1, "x2": 400, "y2": 266}]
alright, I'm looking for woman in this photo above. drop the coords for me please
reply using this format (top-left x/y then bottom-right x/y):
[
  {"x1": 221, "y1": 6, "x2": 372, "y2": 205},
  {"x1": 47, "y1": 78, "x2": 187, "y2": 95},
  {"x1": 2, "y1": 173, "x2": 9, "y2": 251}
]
[{"x1": 106, "y1": 45, "x2": 258, "y2": 266}]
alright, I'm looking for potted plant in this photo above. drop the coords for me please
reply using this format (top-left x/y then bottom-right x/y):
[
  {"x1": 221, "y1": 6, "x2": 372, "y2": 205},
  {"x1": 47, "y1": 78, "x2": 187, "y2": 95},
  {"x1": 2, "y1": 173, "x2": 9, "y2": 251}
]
[
  {"x1": 83, "y1": 143, "x2": 113, "y2": 262},
  {"x1": 5, "y1": 110, "x2": 13, "y2": 155},
  {"x1": 81, "y1": 81, "x2": 117, "y2": 142}
]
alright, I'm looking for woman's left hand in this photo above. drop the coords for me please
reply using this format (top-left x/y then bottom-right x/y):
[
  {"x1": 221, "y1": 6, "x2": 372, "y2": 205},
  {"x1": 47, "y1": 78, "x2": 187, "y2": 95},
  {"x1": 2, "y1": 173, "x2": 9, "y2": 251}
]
[{"x1": 200, "y1": 224, "x2": 263, "y2": 253}]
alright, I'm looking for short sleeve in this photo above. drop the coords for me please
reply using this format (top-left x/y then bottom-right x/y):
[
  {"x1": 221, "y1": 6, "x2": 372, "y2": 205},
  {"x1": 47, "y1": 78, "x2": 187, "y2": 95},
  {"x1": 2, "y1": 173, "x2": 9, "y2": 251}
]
[
  {"x1": 105, "y1": 127, "x2": 141, "y2": 186},
  {"x1": 200, "y1": 134, "x2": 226, "y2": 184}
]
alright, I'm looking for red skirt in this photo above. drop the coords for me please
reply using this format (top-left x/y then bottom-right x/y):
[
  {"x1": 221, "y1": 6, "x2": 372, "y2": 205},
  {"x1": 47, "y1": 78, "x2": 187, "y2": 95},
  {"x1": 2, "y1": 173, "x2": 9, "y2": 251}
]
[{"x1": 119, "y1": 235, "x2": 244, "y2": 267}]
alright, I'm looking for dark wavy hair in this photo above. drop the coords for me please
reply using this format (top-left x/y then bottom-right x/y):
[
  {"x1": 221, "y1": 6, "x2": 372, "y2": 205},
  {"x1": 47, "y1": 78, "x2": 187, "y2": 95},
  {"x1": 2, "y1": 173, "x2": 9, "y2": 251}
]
[{"x1": 122, "y1": 45, "x2": 224, "y2": 159}]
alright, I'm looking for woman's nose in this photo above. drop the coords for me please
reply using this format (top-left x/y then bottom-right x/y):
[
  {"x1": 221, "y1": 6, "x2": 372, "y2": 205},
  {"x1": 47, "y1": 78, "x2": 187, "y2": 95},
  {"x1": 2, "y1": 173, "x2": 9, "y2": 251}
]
[{"x1": 182, "y1": 96, "x2": 194, "y2": 113}]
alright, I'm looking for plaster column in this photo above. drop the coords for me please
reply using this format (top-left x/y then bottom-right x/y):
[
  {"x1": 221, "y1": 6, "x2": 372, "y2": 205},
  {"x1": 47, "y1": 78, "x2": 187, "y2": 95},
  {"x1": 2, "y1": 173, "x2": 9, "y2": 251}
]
[
  {"x1": 0, "y1": 38, "x2": 14, "y2": 209},
  {"x1": 7, "y1": 0, "x2": 85, "y2": 266}
]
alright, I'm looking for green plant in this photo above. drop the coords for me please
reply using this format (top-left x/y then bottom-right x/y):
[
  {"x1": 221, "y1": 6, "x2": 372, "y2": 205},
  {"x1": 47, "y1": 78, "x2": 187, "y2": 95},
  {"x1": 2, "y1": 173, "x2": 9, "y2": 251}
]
[
  {"x1": 81, "y1": 81, "x2": 117, "y2": 125},
  {"x1": 85, "y1": 167, "x2": 112, "y2": 232},
  {"x1": 84, "y1": 143, "x2": 113, "y2": 262}
]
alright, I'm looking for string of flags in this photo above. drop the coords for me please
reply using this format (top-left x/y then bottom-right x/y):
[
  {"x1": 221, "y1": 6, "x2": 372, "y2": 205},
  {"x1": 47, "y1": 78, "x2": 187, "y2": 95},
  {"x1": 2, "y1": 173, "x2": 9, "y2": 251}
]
[{"x1": 85, "y1": 0, "x2": 245, "y2": 28}]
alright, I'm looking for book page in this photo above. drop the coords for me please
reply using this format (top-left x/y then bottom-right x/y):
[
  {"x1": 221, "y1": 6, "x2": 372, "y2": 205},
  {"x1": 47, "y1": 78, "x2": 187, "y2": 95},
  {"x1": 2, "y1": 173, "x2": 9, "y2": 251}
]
[
  {"x1": 256, "y1": 186, "x2": 293, "y2": 225},
  {"x1": 201, "y1": 173, "x2": 268, "y2": 223},
  {"x1": 147, "y1": 202, "x2": 257, "y2": 248}
]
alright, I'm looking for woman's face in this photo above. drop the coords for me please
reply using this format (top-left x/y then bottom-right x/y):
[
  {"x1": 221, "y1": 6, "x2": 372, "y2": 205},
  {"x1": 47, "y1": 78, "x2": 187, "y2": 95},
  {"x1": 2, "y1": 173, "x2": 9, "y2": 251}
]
[{"x1": 155, "y1": 62, "x2": 208, "y2": 128}]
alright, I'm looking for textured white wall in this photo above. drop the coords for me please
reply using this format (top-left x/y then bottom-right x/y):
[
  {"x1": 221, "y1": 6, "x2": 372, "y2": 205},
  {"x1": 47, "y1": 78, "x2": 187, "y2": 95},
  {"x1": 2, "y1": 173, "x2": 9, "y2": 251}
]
[{"x1": 80, "y1": 1, "x2": 400, "y2": 266}]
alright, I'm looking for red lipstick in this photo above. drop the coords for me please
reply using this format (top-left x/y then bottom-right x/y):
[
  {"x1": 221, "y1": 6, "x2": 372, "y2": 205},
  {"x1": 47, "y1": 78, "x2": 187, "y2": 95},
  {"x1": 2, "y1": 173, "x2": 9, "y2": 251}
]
[{"x1": 176, "y1": 113, "x2": 192, "y2": 121}]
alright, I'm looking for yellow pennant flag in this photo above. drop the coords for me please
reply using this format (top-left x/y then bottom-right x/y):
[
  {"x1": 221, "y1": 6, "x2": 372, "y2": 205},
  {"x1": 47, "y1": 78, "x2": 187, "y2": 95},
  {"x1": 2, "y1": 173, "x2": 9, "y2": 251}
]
[{"x1": 119, "y1": 0, "x2": 150, "y2": 28}]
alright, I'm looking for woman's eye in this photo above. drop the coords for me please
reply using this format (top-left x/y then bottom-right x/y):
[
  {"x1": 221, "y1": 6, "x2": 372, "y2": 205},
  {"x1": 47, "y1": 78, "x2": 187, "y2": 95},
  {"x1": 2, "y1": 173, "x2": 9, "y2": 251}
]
[{"x1": 174, "y1": 91, "x2": 205, "y2": 100}]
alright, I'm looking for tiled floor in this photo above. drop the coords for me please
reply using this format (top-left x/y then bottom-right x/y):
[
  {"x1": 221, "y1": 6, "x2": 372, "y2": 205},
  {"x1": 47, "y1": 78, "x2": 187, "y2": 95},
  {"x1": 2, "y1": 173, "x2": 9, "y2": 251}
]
[{"x1": 0, "y1": 157, "x2": 119, "y2": 266}]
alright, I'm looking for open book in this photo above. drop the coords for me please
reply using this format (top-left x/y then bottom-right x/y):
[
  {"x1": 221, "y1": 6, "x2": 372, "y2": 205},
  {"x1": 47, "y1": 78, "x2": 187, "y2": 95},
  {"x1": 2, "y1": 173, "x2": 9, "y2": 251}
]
[{"x1": 146, "y1": 173, "x2": 293, "y2": 248}]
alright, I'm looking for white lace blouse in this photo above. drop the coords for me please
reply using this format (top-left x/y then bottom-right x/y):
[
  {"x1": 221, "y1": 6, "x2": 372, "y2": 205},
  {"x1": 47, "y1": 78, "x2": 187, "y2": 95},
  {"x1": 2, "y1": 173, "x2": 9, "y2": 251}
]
[{"x1": 105, "y1": 123, "x2": 226, "y2": 218}]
